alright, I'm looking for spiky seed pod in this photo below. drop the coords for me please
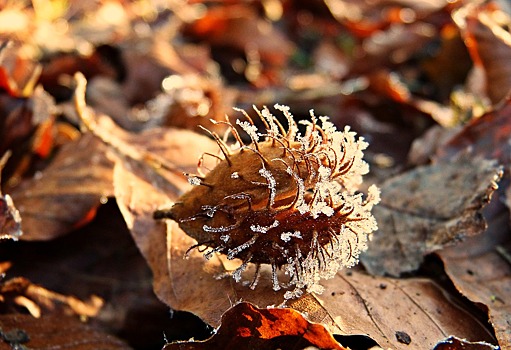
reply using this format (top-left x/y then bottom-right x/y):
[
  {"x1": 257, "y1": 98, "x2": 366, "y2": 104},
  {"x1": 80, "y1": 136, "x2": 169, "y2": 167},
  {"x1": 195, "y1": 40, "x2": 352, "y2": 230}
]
[{"x1": 155, "y1": 104, "x2": 380, "y2": 298}]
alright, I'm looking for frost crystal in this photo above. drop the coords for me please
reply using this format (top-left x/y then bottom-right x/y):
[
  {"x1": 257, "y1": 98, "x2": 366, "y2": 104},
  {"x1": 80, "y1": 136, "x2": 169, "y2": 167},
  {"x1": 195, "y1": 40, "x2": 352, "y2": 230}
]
[
  {"x1": 203, "y1": 224, "x2": 237, "y2": 233},
  {"x1": 187, "y1": 175, "x2": 201, "y2": 186},
  {"x1": 227, "y1": 235, "x2": 259, "y2": 259},
  {"x1": 258, "y1": 168, "x2": 277, "y2": 207},
  {"x1": 281, "y1": 231, "x2": 302, "y2": 242},
  {"x1": 250, "y1": 220, "x2": 279, "y2": 233},
  {"x1": 236, "y1": 119, "x2": 259, "y2": 143}
]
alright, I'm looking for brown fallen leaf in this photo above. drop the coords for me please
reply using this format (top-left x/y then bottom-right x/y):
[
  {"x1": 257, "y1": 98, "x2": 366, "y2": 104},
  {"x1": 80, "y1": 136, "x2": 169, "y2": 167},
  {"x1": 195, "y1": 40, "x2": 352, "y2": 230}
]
[
  {"x1": 367, "y1": 69, "x2": 459, "y2": 127},
  {"x1": 436, "y1": 206, "x2": 511, "y2": 348},
  {"x1": 361, "y1": 157, "x2": 502, "y2": 277},
  {"x1": 407, "y1": 125, "x2": 459, "y2": 166},
  {"x1": 0, "y1": 42, "x2": 41, "y2": 98},
  {"x1": 434, "y1": 97, "x2": 511, "y2": 174},
  {"x1": 454, "y1": 2, "x2": 511, "y2": 105},
  {"x1": 433, "y1": 336, "x2": 499, "y2": 350},
  {"x1": 0, "y1": 276, "x2": 103, "y2": 319},
  {"x1": 0, "y1": 198, "x2": 187, "y2": 349},
  {"x1": 289, "y1": 269, "x2": 497, "y2": 350},
  {"x1": 9, "y1": 133, "x2": 115, "y2": 240},
  {"x1": 163, "y1": 302, "x2": 345, "y2": 350},
  {"x1": 0, "y1": 152, "x2": 21, "y2": 240},
  {"x1": 324, "y1": 0, "x2": 456, "y2": 38},
  {"x1": 352, "y1": 22, "x2": 439, "y2": 75},
  {"x1": 0, "y1": 193, "x2": 21, "y2": 241},
  {"x1": 183, "y1": 3, "x2": 294, "y2": 86},
  {"x1": 0, "y1": 314, "x2": 130, "y2": 350},
  {"x1": 39, "y1": 46, "x2": 120, "y2": 102}
]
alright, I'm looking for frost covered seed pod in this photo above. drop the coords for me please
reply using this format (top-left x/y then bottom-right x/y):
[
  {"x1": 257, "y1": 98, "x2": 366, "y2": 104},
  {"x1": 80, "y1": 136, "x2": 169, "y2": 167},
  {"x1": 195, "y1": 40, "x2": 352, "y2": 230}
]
[{"x1": 155, "y1": 105, "x2": 380, "y2": 298}]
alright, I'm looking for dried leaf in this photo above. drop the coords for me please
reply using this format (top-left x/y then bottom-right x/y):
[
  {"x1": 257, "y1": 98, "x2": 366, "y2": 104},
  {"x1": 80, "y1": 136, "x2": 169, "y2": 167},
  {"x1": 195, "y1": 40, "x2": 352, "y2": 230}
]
[
  {"x1": 325, "y1": 0, "x2": 455, "y2": 38},
  {"x1": 435, "y1": 98, "x2": 511, "y2": 172},
  {"x1": 186, "y1": 5, "x2": 294, "y2": 67},
  {"x1": 436, "y1": 209, "x2": 511, "y2": 348},
  {"x1": 289, "y1": 269, "x2": 497, "y2": 350},
  {"x1": 454, "y1": 3, "x2": 511, "y2": 104},
  {"x1": 163, "y1": 302, "x2": 345, "y2": 350},
  {"x1": 0, "y1": 152, "x2": 21, "y2": 240},
  {"x1": 0, "y1": 194, "x2": 21, "y2": 240},
  {"x1": 367, "y1": 70, "x2": 458, "y2": 127},
  {"x1": 39, "y1": 47, "x2": 119, "y2": 102},
  {"x1": 352, "y1": 22, "x2": 438, "y2": 74},
  {"x1": 184, "y1": 4, "x2": 294, "y2": 86},
  {"x1": 0, "y1": 277, "x2": 103, "y2": 319},
  {"x1": 361, "y1": 157, "x2": 502, "y2": 276},
  {"x1": 0, "y1": 42, "x2": 41, "y2": 98},
  {"x1": 0, "y1": 314, "x2": 130, "y2": 349},
  {"x1": 407, "y1": 125, "x2": 459, "y2": 166},
  {"x1": 9, "y1": 133, "x2": 115, "y2": 240},
  {"x1": 0, "y1": 200, "x2": 177, "y2": 348}
]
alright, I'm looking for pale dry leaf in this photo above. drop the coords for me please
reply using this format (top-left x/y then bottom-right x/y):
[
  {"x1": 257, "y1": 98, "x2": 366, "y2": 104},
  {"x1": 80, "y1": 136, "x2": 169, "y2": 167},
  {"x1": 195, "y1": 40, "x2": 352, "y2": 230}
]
[
  {"x1": 288, "y1": 269, "x2": 497, "y2": 350},
  {"x1": 361, "y1": 157, "x2": 502, "y2": 276}
]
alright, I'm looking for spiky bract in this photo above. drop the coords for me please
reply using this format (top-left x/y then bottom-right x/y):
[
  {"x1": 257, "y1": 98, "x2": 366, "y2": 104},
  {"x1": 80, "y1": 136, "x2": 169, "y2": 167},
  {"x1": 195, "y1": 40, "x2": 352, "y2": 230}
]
[{"x1": 161, "y1": 104, "x2": 379, "y2": 298}]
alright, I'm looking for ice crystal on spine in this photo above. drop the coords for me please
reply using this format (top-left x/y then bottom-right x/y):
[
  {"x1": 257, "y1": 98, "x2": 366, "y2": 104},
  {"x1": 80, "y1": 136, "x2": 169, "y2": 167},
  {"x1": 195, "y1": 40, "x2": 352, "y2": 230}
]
[{"x1": 157, "y1": 105, "x2": 380, "y2": 298}]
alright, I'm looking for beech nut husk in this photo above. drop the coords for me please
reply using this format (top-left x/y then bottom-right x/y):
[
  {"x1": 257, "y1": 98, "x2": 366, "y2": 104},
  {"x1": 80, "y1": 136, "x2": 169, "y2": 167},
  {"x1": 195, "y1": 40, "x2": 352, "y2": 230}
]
[{"x1": 155, "y1": 104, "x2": 380, "y2": 298}]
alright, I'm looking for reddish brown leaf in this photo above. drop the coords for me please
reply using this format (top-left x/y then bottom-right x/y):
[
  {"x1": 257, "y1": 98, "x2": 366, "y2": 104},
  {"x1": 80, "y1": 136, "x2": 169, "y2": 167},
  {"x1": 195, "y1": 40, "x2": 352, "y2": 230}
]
[
  {"x1": 421, "y1": 23, "x2": 472, "y2": 101},
  {"x1": 9, "y1": 133, "x2": 115, "y2": 240},
  {"x1": 0, "y1": 42, "x2": 41, "y2": 98},
  {"x1": 0, "y1": 84, "x2": 57, "y2": 185},
  {"x1": 0, "y1": 314, "x2": 130, "y2": 350},
  {"x1": 367, "y1": 70, "x2": 459, "y2": 127},
  {"x1": 454, "y1": 2, "x2": 511, "y2": 104},
  {"x1": 184, "y1": 4, "x2": 294, "y2": 86},
  {"x1": 361, "y1": 157, "x2": 502, "y2": 276},
  {"x1": 163, "y1": 302, "x2": 345, "y2": 350},
  {"x1": 435, "y1": 98, "x2": 511, "y2": 171}
]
